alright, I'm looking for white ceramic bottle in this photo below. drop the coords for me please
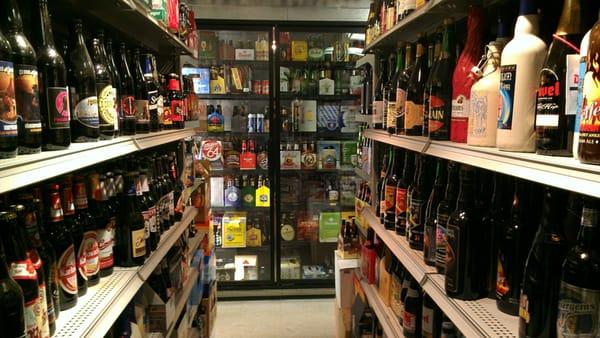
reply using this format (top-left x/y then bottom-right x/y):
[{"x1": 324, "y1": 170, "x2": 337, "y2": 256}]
[{"x1": 496, "y1": 0, "x2": 547, "y2": 152}]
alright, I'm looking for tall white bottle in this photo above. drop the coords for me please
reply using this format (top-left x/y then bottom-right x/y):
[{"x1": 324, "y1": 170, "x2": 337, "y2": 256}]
[
  {"x1": 572, "y1": 30, "x2": 591, "y2": 159},
  {"x1": 496, "y1": 0, "x2": 547, "y2": 152}
]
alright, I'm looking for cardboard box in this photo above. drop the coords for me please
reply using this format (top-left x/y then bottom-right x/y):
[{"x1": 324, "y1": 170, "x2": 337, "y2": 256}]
[{"x1": 377, "y1": 258, "x2": 392, "y2": 307}]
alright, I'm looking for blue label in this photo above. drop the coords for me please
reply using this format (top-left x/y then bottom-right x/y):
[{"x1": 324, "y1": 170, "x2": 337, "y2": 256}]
[
  {"x1": 574, "y1": 59, "x2": 587, "y2": 134},
  {"x1": 498, "y1": 64, "x2": 517, "y2": 130}
]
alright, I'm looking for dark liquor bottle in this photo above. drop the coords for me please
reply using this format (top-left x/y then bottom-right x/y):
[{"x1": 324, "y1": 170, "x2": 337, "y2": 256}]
[
  {"x1": 35, "y1": 0, "x2": 70, "y2": 151},
  {"x1": 118, "y1": 43, "x2": 136, "y2": 135},
  {"x1": 60, "y1": 179, "x2": 87, "y2": 297},
  {"x1": 73, "y1": 177, "x2": 99, "y2": 288},
  {"x1": 167, "y1": 74, "x2": 185, "y2": 129},
  {"x1": 395, "y1": 151, "x2": 414, "y2": 236},
  {"x1": 0, "y1": 28, "x2": 17, "y2": 158},
  {"x1": 140, "y1": 162, "x2": 158, "y2": 253},
  {"x1": 556, "y1": 198, "x2": 600, "y2": 337},
  {"x1": 480, "y1": 173, "x2": 513, "y2": 299},
  {"x1": 519, "y1": 187, "x2": 569, "y2": 337},
  {"x1": 384, "y1": 149, "x2": 403, "y2": 229},
  {"x1": 379, "y1": 148, "x2": 394, "y2": 223},
  {"x1": 409, "y1": 155, "x2": 433, "y2": 250},
  {"x1": 68, "y1": 20, "x2": 100, "y2": 142},
  {"x1": 361, "y1": 63, "x2": 373, "y2": 115},
  {"x1": 402, "y1": 277, "x2": 422, "y2": 338},
  {"x1": 496, "y1": 180, "x2": 537, "y2": 315},
  {"x1": 169, "y1": 151, "x2": 184, "y2": 221},
  {"x1": 376, "y1": 149, "x2": 390, "y2": 220},
  {"x1": 89, "y1": 174, "x2": 114, "y2": 278},
  {"x1": 141, "y1": 53, "x2": 159, "y2": 132},
  {"x1": 0, "y1": 237, "x2": 26, "y2": 338},
  {"x1": 373, "y1": 55, "x2": 387, "y2": 129},
  {"x1": 137, "y1": 163, "x2": 154, "y2": 255},
  {"x1": 105, "y1": 39, "x2": 122, "y2": 136},
  {"x1": 115, "y1": 171, "x2": 147, "y2": 267},
  {"x1": 535, "y1": 0, "x2": 583, "y2": 156},
  {"x1": 3, "y1": 0, "x2": 42, "y2": 154},
  {"x1": 405, "y1": 34, "x2": 429, "y2": 136},
  {"x1": 148, "y1": 164, "x2": 163, "y2": 236},
  {"x1": 428, "y1": 18, "x2": 455, "y2": 140},
  {"x1": 406, "y1": 153, "x2": 421, "y2": 240},
  {"x1": 133, "y1": 49, "x2": 149, "y2": 133},
  {"x1": 423, "y1": 31, "x2": 441, "y2": 137},
  {"x1": 90, "y1": 37, "x2": 115, "y2": 139},
  {"x1": 162, "y1": 154, "x2": 176, "y2": 225},
  {"x1": 424, "y1": 158, "x2": 446, "y2": 266},
  {"x1": 386, "y1": 45, "x2": 402, "y2": 134},
  {"x1": 46, "y1": 185, "x2": 78, "y2": 311},
  {"x1": 445, "y1": 164, "x2": 486, "y2": 300},
  {"x1": 396, "y1": 43, "x2": 413, "y2": 135},
  {"x1": 159, "y1": 75, "x2": 171, "y2": 130},
  {"x1": 435, "y1": 161, "x2": 459, "y2": 273},
  {"x1": 422, "y1": 292, "x2": 442, "y2": 338}
]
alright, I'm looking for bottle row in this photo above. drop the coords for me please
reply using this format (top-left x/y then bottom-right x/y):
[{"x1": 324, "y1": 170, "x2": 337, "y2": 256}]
[
  {"x1": 278, "y1": 32, "x2": 363, "y2": 63},
  {"x1": 0, "y1": 148, "x2": 187, "y2": 337},
  {"x1": 0, "y1": 0, "x2": 191, "y2": 160},
  {"x1": 374, "y1": 145, "x2": 599, "y2": 336},
  {"x1": 198, "y1": 138, "x2": 269, "y2": 171},
  {"x1": 362, "y1": 0, "x2": 600, "y2": 165},
  {"x1": 281, "y1": 99, "x2": 359, "y2": 134},
  {"x1": 365, "y1": 0, "x2": 430, "y2": 45},
  {"x1": 281, "y1": 175, "x2": 355, "y2": 208},
  {"x1": 206, "y1": 104, "x2": 270, "y2": 134},
  {"x1": 205, "y1": 65, "x2": 269, "y2": 95},
  {"x1": 212, "y1": 212, "x2": 270, "y2": 248},
  {"x1": 209, "y1": 175, "x2": 270, "y2": 209},
  {"x1": 142, "y1": 0, "x2": 198, "y2": 51},
  {"x1": 280, "y1": 67, "x2": 363, "y2": 97}
]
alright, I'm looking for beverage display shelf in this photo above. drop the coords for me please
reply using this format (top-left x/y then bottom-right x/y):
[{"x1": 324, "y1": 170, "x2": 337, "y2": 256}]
[
  {"x1": 354, "y1": 167, "x2": 370, "y2": 181},
  {"x1": 363, "y1": 129, "x2": 600, "y2": 198},
  {"x1": 279, "y1": 60, "x2": 355, "y2": 69},
  {"x1": 359, "y1": 279, "x2": 405, "y2": 338},
  {"x1": 0, "y1": 128, "x2": 197, "y2": 194},
  {"x1": 280, "y1": 131, "x2": 358, "y2": 139},
  {"x1": 279, "y1": 93, "x2": 359, "y2": 101},
  {"x1": 280, "y1": 168, "x2": 356, "y2": 174},
  {"x1": 209, "y1": 167, "x2": 269, "y2": 176},
  {"x1": 53, "y1": 206, "x2": 198, "y2": 337},
  {"x1": 198, "y1": 60, "x2": 270, "y2": 67},
  {"x1": 360, "y1": 206, "x2": 518, "y2": 337},
  {"x1": 65, "y1": 0, "x2": 196, "y2": 58},
  {"x1": 216, "y1": 245, "x2": 271, "y2": 252},
  {"x1": 196, "y1": 94, "x2": 270, "y2": 100}
]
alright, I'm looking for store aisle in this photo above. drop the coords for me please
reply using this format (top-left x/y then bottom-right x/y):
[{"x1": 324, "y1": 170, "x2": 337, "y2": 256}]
[{"x1": 214, "y1": 299, "x2": 336, "y2": 338}]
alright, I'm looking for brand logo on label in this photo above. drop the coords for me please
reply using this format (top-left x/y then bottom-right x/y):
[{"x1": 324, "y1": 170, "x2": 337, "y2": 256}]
[
  {"x1": 58, "y1": 245, "x2": 77, "y2": 295},
  {"x1": 201, "y1": 140, "x2": 223, "y2": 161}
]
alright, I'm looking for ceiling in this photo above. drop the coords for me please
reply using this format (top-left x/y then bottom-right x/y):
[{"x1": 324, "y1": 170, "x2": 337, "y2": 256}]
[{"x1": 189, "y1": 0, "x2": 370, "y2": 22}]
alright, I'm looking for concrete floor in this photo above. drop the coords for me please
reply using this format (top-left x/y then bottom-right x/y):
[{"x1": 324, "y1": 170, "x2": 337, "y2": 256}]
[{"x1": 213, "y1": 299, "x2": 336, "y2": 338}]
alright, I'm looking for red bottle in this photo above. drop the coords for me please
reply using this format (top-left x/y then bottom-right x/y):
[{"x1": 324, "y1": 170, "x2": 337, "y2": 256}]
[{"x1": 450, "y1": 7, "x2": 484, "y2": 143}]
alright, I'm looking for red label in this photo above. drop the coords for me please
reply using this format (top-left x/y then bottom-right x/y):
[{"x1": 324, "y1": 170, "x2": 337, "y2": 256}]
[
  {"x1": 200, "y1": 140, "x2": 223, "y2": 162},
  {"x1": 58, "y1": 245, "x2": 77, "y2": 295},
  {"x1": 403, "y1": 310, "x2": 417, "y2": 333},
  {"x1": 240, "y1": 152, "x2": 257, "y2": 170},
  {"x1": 428, "y1": 95, "x2": 445, "y2": 133},
  {"x1": 171, "y1": 99, "x2": 183, "y2": 122},
  {"x1": 83, "y1": 231, "x2": 99, "y2": 277},
  {"x1": 395, "y1": 188, "x2": 407, "y2": 216},
  {"x1": 121, "y1": 95, "x2": 136, "y2": 117},
  {"x1": 97, "y1": 218, "x2": 115, "y2": 269},
  {"x1": 9, "y1": 259, "x2": 37, "y2": 281},
  {"x1": 383, "y1": 184, "x2": 396, "y2": 212},
  {"x1": 537, "y1": 81, "x2": 560, "y2": 97},
  {"x1": 27, "y1": 250, "x2": 42, "y2": 270}
]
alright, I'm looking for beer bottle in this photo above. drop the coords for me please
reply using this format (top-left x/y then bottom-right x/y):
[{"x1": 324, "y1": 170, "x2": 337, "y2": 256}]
[
  {"x1": 61, "y1": 178, "x2": 87, "y2": 296},
  {"x1": 73, "y1": 177, "x2": 100, "y2": 288},
  {"x1": 89, "y1": 174, "x2": 114, "y2": 277},
  {"x1": 0, "y1": 28, "x2": 17, "y2": 159},
  {"x1": 115, "y1": 171, "x2": 147, "y2": 266},
  {"x1": 133, "y1": 49, "x2": 149, "y2": 133},
  {"x1": 140, "y1": 162, "x2": 158, "y2": 253},
  {"x1": 118, "y1": 43, "x2": 136, "y2": 135},
  {"x1": 0, "y1": 235, "x2": 26, "y2": 338},
  {"x1": 90, "y1": 36, "x2": 114, "y2": 139}
]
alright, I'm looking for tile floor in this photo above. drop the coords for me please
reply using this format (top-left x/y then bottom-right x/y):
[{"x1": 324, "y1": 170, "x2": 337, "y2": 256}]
[{"x1": 213, "y1": 298, "x2": 336, "y2": 338}]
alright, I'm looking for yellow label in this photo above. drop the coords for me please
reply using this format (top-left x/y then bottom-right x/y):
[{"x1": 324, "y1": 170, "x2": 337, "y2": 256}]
[
  {"x1": 231, "y1": 68, "x2": 243, "y2": 90},
  {"x1": 404, "y1": 100, "x2": 424, "y2": 130},
  {"x1": 98, "y1": 85, "x2": 115, "y2": 126},
  {"x1": 246, "y1": 227, "x2": 262, "y2": 247},
  {"x1": 386, "y1": 102, "x2": 396, "y2": 129},
  {"x1": 210, "y1": 76, "x2": 225, "y2": 94},
  {"x1": 255, "y1": 186, "x2": 270, "y2": 207},
  {"x1": 291, "y1": 41, "x2": 308, "y2": 61},
  {"x1": 131, "y1": 228, "x2": 146, "y2": 258},
  {"x1": 222, "y1": 212, "x2": 247, "y2": 248}
]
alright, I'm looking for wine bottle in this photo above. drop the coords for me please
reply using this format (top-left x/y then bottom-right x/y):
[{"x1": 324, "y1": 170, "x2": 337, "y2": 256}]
[
  {"x1": 68, "y1": 20, "x2": 100, "y2": 142},
  {"x1": 423, "y1": 158, "x2": 446, "y2": 266},
  {"x1": 435, "y1": 161, "x2": 459, "y2": 274},
  {"x1": 90, "y1": 37, "x2": 114, "y2": 139},
  {"x1": 422, "y1": 292, "x2": 442, "y2": 338},
  {"x1": 408, "y1": 155, "x2": 433, "y2": 250},
  {"x1": 115, "y1": 171, "x2": 147, "y2": 267},
  {"x1": 0, "y1": 236, "x2": 26, "y2": 338},
  {"x1": 428, "y1": 18, "x2": 455, "y2": 140},
  {"x1": 395, "y1": 151, "x2": 414, "y2": 236},
  {"x1": 497, "y1": 0, "x2": 547, "y2": 152},
  {"x1": 133, "y1": 49, "x2": 149, "y2": 134},
  {"x1": 388, "y1": 44, "x2": 403, "y2": 134},
  {"x1": 380, "y1": 148, "x2": 396, "y2": 225},
  {"x1": 0, "y1": 28, "x2": 17, "y2": 158},
  {"x1": 373, "y1": 55, "x2": 387, "y2": 129},
  {"x1": 383, "y1": 52, "x2": 397, "y2": 132},
  {"x1": 578, "y1": 13, "x2": 600, "y2": 163},
  {"x1": 138, "y1": 163, "x2": 157, "y2": 254},
  {"x1": 450, "y1": 6, "x2": 484, "y2": 143},
  {"x1": 519, "y1": 187, "x2": 569, "y2": 337},
  {"x1": 4, "y1": 0, "x2": 43, "y2": 154},
  {"x1": 406, "y1": 152, "x2": 420, "y2": 240},
  {"x1": 97, "y1": 31, "x2": 119, "y2": 137},
  {"x1": 384, "y1": 149, "x2": 403, "y2": 230},
  {"x1": 423, "y1": 30, "x2": 441, "y2": 137},
  {"x1": 556, "y1": 198, "x2": 600, "y2": 337},
  {"x1": 362, "y1": 63, "x2": 373, "y2": 115},
  {"x1": 535, "y1": 0, "x2": 583, "y2": 156},
  {"x1": 141, "y1": 161, "x2": 159, "y2": 253},
  {"x1": 396, "y1": 43, "x2": 414, "y2": 136},
  {"x1": 118, "y1": 43, "x2": 136, "y2": 135},
  {"x1": 105, "y1": 38, "x2": 122, "y2": 135},
  {"x1": 405, "y1": 34, "x2": 428, "y2": 136},
  {"x1": 33, "y1": 0, "x2": 70, "y2": 152}
]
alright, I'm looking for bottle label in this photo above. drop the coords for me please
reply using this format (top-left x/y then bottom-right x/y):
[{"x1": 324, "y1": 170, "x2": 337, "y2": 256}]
[
  {"x1": 75, "y1": 96, "x2": 100, "y2": 128},
  {"x1": 451, "y1": 94, "x2": 469, "y2": 119},
  {"x1": 445, "y1": 223, "x2": 460, "y2": 292},
  {"x1": 373, "y1": 100, "x2": 384, "y2": 124},
  {"x1": 496, "y1": 254, "x2": 509, "y2": 298},
  {"x1": 243, "y1": 189, "x2": 255, "y2": 207},
  {"x1": 135, "y1": 99, "x2": 149, "y2": 122},
  {"x1": 15, "y1": 64, "x2": 41, "y2": 128},
  {"x1": 98, "y1": 84, "x2": 115, "y2": 127},
  {"x1": 111, "y1": 87, "x2": 119, "y2": 131},
  {"x1": 469, "y1": 91, "x2": 488, "y2": 137},
  {"x1": 383, "y1": 184, "x2": 396, "y2": 215},
  {"x1": 163, "y1": 104, "x2": 173, "y2": 126},
  {"x1": 395, "y1": 187, "x2": 407, "y2": 218},
  {"x1": 58, "y1": 245, "x2": 77, "y2": 295},
  {"x1": 386, "y1": 102, "x2": 396, "y2": 129},
  {"x1": 131, "y1": 228, "x2": 146, "y2": 258},
  {"x1": 258, "y1": 151, "x2": 269, "y2": 169},
  {"x1": 428, "y1": 95, "x2": 446, "y2": 133},
  {"x1": 9, "y1": 260, "x2": 37, "y2": 281},
  {"x1": 142, "y1": 210, "x2": 150, "y2": 239},
  {"x1": 38, "y1": 282, "x2": 50, "y2": 338},
  {"x1": 47, "y1": 87, "x2": 70, "y2": 129},
  {"x1": 396, "y1": 88, "x2": 407, "y2": 119},
  {"x1": 405, "y1": 100, "x2": 423, "y2": 130},
  {"x1": 435, "y1": 210, "x2": 450, "y2": 268},
  {"x1": 97, "y1": 218, "x2": 115, "y2": 269},
  {"x1": 148, "y1": 89, "x2": 158, "y2": 110},
  {"x1": 121, "y1": 95, "x2": 136, "y2": 117},
  {"x1": 535, "y1": 68, "x2": 561, "y2": 128},
  {"x1": 24, "y1": 297, "x2": 41, "y2": 338},
  {"x1": 256, "y1": 185, "x2": 270, "y2": 207},
  {"x1": 422, "y1": 305, "x2": 434, "y2": 337},
  {"x1": 557, "y1": 281, "x2": 600, "y2": 337},
  {"x1": 0, "y1": 60, "x2": 17, "y2": 138},
  {"x1": 161, "y1": 194, "x2": 170, "y2": 222},
  {"x1": 579, "y1": 52, "x2": 600, "y2": 146},
  {"x1": 403, "y1": 309, "x2": 417, "y2": 333},
  {"x1": 149, "y1": 205, "x2": 157, "y2": 233},
  {"x1": 498, "y1": 64, "x2": 517, "y2": 130},
  {"x1": 171, "y1": 99, "x2": 184, "y2": 122},
  {"x1": 83, "y1": 231, "x2": 99, "y2": 277},
  {"x1": 519, "y1": 293, "x2": 530, "y2": 324},
  {"x1": 408, "y1": 197, "x2": 424, "y2": 231},
  {"x1": 76, "y1": 238, "x2": 88, "y2": 281},
  {"x1": 157, "y1": 94, "x2": 164, "y2": 124}
]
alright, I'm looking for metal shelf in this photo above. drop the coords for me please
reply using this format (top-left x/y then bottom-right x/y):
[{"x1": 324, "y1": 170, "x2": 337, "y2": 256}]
[
  {"x1": 363, "y1": 129, "x2": 600, "y2": 198},
  {"x1": 0, "y1": 128, "x2": 196, "y2": 194},
  {"x1": 359, "y1": 279, "x2": 404, "y2": 338},
  {"x1": 359, "y1": 206, "x2": 518, "y2": 337},
  {"x1": 53, "y1": 206, "x2": 199, "y2": 337}
]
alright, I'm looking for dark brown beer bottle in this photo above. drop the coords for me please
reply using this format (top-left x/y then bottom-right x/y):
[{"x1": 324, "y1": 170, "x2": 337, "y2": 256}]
[
  {"x1": 115, "y1": 171, "x2": 147, "y2": 267},
  {"x1": 64, "y1": 178, "x2": 88, "y2": 296},
  {"x1": 0, "y1": 236, "x2": 26, "y2": 338},
  {"x1": 0, "y1": 28, "x2": 17, "y2": 158},
  {"x1": 89, "y1": 174, "x2": 114, "y2": 277},
  {"x1": 90, "y1": 36, "x2": 115, "y2": 140},
  {"x1": 118, "y1": 43, "x2": 136, "y2": 135},
  {"x1": 73, "y1": 177, "x2": 100, "y2": 288}
]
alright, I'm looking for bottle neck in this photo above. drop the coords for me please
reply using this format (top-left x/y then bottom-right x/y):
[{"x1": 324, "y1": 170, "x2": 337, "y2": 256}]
[
  {"x1": 62, "y1": 188, "x2": 76, "y2": 216},
  {"x1": 76, "y1": 25, "x2": 86, "y2": 47},
  {"x1": 6, "y1": 0, "x2": 24, "y2": 32},
  {"x1": 396, "y1": 47, "x2": 404, "y2": 73},
  {"x1": 578, "y1": 206, "x2": 598, "y2": 247},
  {"x1": 556, "y1": 0, "x2": 581, "y2": 35},
  {"x1": 514, "y1": 13, "x2": 540, "y2": 36},
  {"x1": 74, "y1": 182, "x2": 89, "y2": 210},
  {"x1": 38, "y1": 0, "x2": 56, "y2": 47},
  {"x1": 48, "y1": 192, "x2": 64, "y2": 222},
  {"x1": 441, "y1": 24, "x2": 455, "y2": 60}
]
